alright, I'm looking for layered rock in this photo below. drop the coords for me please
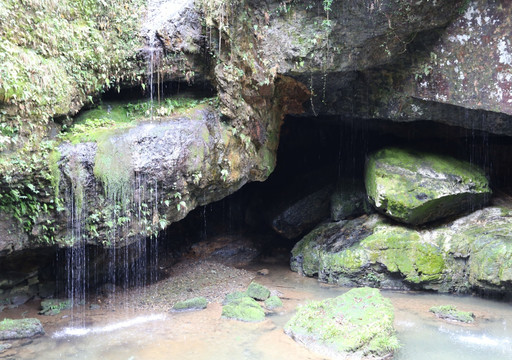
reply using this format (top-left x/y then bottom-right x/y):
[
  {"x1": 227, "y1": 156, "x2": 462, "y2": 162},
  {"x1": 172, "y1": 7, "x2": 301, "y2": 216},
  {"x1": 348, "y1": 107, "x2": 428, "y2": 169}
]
[
  {"x1": 291, "y1": 207, "x2": 512, "y2": 294},
  {"x1": 304, "y1": 0, "x2": 512, "y2": 136},
  {"x1": 365, "y1": 147, "x2": 491, "y2": 225}
]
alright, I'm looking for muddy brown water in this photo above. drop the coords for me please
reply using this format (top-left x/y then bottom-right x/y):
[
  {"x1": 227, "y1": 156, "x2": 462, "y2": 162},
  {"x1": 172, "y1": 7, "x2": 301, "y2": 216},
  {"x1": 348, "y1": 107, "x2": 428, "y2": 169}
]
[{"x1": 1, "y1": 263, "x2": 511, "y2": 360}]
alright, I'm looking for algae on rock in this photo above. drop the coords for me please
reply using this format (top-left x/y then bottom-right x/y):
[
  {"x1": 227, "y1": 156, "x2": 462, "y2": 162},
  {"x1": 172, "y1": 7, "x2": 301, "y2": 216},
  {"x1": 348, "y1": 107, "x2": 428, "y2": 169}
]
[
  {"x1": 172, "y1": 297, "x2": 208, "y2": 311},
  {"x1": 291, "y1": 207, "x2": 512, "y2": 295},
  {"x1": 429, "y1": 305, "x2": 474, "y2": 323},
  {"x1": 0, "y1": 318, "x2": 44, "y2": 340},
  {"x1": 365, "y1": 147, "x2": 491, "y2": 225},
  {"x1": 221, "y1": 296, "x2": 266, "y2": 322},
  {"x1": 285, "y1": 287, "x2": 399, "y2": 359}
]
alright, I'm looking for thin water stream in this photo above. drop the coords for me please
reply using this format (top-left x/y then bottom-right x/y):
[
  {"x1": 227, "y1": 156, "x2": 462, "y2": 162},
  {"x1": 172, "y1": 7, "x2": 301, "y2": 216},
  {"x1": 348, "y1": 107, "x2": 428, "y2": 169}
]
[{"x1": 2, "y1": 263, "x2": 511, "y2": 360}]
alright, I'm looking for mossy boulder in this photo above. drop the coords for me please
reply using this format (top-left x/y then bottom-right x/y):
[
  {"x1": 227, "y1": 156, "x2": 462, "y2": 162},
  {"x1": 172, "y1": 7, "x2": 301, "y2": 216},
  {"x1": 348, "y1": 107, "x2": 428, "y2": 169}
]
[
  {"x1": 292, "y1": 206, "x2": 512, "y2": 295},
  {"x1": 172, "y1": 297, "x2": 208, "y2": 311},
  {"x1": 285, "y1": 287, "x2": 399, "y2": 359},
  {"x1": 0, "y1": 318, "x2": 44, "y2": 340},
  {"x1": 365, "y1": 147, "x2": 491, "y2": 225},
  {"x1": 221, "y1": 296, "x2": 266, "y2": 322},
  {"x1": 39, "y1": 298, "x2": 72, "y2": 316},
  {"x1": 429, "y1": 305, "x2": 474, "y2": 323},
  {"x1": 264, "y1": 295, "x2": 283, "y2": 310},
  {"x1": 246, "y1": 282, "x2": 270, "y2": 301}
]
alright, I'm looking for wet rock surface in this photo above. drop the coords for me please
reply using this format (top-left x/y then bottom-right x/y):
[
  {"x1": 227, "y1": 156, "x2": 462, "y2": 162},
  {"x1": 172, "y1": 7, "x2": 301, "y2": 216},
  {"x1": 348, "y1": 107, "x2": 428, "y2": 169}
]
[
  {"x1": 330, "y1": 181, "x2": 372, "y2": 221},
  {"x1": 365, "y1": 147, "x2": 491, "y2": 225},
  {"x1": 52, "y1": 106, "x2": 276, "y2": 248},
  {"x1": 0, "y1": 318, "x2": 44, "y2": 340},
  {"x1": 270, "y1": 186, "x2": 333, "y2": 240},
  {"x1": 291, "y1": 205, "x2": 512, "y2": 295}
]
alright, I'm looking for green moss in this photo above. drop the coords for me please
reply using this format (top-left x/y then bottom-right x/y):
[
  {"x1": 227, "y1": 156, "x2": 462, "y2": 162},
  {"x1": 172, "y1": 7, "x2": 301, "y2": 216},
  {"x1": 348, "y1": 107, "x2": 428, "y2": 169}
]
[
  {"x1": 365, "y1": 147, "x2": 491, "y2": 225},
  {"x1": 429, "y1": 305, "x2": 474, "y2": 323},
  {"x1": 0, "y1": 0, "x2": 146, "y2": 127},
  {"x1": 284, "y1": 287, "x2": 399, "y2": 357},
  {"x1": 264, "y1": 295, "x2": 283, "y2": 309},
  {"x1": 0, "y1": 318, "x2": 44, "y2": 339},
  {"x1": 362, "y1": 226, "x2": 444, "y2": 283},
  {"x1": 246, "y1": 281, "x2": 270, "y2": 301},
  {"x1": 93, "y1": 131, "x2": 133, "y2": 201},
  {"x1": 173, "y1": 297, "x2": 208, "y2": 311},
  {"x1": 48, "y1": 149, "x2": 62, "y2": 198},
  {"x1": 223, "y1": 291, "x2": 248, "y2": 305},
  {"x1": 221, "y1": 296, "x2": 266, "y2": 322}
]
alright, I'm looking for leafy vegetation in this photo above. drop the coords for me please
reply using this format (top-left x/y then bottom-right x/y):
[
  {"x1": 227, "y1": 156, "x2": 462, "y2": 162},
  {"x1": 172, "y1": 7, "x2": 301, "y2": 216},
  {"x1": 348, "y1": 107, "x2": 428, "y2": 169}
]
[
  {"x1": 0, "y1": 139, "x2": 61, "y2": 244},
  {"x1": 0, "y1": 0, "x2": 146, "y2": 148}
]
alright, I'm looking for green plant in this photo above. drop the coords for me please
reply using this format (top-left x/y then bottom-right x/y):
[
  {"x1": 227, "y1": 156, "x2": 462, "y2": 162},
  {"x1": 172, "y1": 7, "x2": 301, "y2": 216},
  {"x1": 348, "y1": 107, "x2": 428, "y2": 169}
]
[{"x1": 220, "y1": 169, "x2": 229, "y2": 182}]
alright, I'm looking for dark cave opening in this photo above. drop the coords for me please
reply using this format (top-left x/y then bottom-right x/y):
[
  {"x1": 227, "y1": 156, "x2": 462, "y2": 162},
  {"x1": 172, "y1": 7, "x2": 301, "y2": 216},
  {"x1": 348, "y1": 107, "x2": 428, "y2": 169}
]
[{"x1": 7, "y1": 112, "x2": 512, "y2": 300}]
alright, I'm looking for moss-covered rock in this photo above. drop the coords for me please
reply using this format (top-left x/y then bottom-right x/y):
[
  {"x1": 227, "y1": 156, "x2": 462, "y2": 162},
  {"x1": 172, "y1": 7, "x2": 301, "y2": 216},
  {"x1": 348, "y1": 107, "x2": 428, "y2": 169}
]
[
  {"x1": 365, "y1": 147, "x2": 491, "y2": 225},
  {"x1": 39, "y1": 298, "x2": 72, "y2": 316},
  {"x1": 172, "y1": 297, "x2": 208, "y2": 311},
  {"x1": 221, "y1": 296, "x2": 266, "y2": 322},
  {"x1": 264, "y1": 295, "x2": 283, "y2": 310},
  {"x1": 246, "y1": 282, "x2": 270, "y2": 301},
  {"x1": 285, "y1": 287, "x2": 399, "y2": 359},
  {"x1": 292, "y1": 206, "x2": 512, "y2": 295},
  {"x1": 0, "y1": 318, "x2": 44, "y2": 340},
  {"x1": 222, "y1": 291, "x2": 248, "y2": 305},
  {"x1": 429, "y1": 305, "x2": 474, "y2": 323}
]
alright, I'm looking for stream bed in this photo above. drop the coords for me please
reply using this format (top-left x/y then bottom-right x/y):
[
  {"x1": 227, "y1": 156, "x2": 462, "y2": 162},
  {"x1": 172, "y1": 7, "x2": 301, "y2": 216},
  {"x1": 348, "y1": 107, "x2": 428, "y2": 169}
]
[{"x1": 2, "y1": 262, "x2": 511, "y2": 360}]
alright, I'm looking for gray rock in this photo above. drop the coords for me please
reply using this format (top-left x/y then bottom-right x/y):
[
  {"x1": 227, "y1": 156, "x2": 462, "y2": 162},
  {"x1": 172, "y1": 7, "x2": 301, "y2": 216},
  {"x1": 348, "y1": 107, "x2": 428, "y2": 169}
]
[
  {"x1": 271, "y1": 186, "x2": 332, "y2": 239},
  {"x1": 330, "y1": 181, "x2": 372, "y2": 221}
]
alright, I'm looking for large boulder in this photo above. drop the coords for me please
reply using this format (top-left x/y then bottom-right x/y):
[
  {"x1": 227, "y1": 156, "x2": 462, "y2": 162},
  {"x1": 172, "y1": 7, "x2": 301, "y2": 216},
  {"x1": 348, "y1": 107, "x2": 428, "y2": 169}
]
[
  {"x1": 330, "y1": 181, "x2": 372, "y2": 221},
  {"x1": 291, "y1": 206, "x2": 512, "y2": 295},
  {"x1": 284, "y1": 287, "x2": 399, "y2": 359},
  {"x1": 271, "y1": 186, "x2": 333, "y2": 239},
  {"x1": 0, "y1": 103, "x2": 277, "y2": 251},
  {"x1": 365, "y1": 147, "x2": 491, "y2": 225}
]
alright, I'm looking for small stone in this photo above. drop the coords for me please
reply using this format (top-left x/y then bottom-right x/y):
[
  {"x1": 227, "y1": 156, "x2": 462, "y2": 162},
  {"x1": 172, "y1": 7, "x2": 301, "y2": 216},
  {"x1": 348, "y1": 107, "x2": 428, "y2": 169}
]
[
  {"x1": 429, "y1": 305, "x2": 474, "y2": 323},
  {"x1": 257, "y1": 269, "x2": 269, "y2": 276},
  {"x1": 172, "y1": 297, "x2": 208, "y2": 311},
  {"x1": 246, "y1": 282, "x2": 270, "y2": 301},
  {"x1": 39, "y1": 299, "x2": 72, "y2": 316},
  {"x1": 0, "y1": 343, "x2": 12, "y2": 353},
  {"x1": 264, "y1": 295, "x2": 283, "y2": 310},
  {"x1": 221, "y1": 297, "x2": 265, "y2": 322},
  {"x1": 222, "y1": 291, "x2": 247, "y2": 305}
]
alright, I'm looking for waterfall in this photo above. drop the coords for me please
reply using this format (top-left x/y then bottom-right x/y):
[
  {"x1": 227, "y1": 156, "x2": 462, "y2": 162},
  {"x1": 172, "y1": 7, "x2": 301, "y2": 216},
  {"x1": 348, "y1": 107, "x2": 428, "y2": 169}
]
[{"x1": 143, "y1": 0, "x2": 192, "y2": 120}]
